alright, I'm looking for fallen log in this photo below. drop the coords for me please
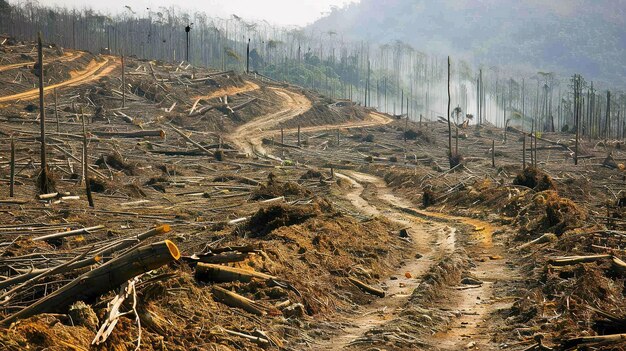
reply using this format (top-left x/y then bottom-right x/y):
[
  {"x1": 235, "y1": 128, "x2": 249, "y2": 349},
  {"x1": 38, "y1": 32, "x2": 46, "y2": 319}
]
[
  {"x1": 508, "y1": 126, "x2": 573, "y2": 152},
  {"x1": 231, "y1": 97, "x2": 257, "y2": 111},
  {"x1": 149, "y1": 149, "x2": 205, "y2": 156},
  {"x1": 212, "y1": 286, "x2": 267, "y2": 315},
  {"x1": 262, "y1": 138, "x2": 301, "y2": 149},
  {"x1": 0, "y1": 254, "x2": 101, "y2": 291},
  {"x1": 211, "y1": 245, "x2": 260, "y2": 254},
  {"x1": 516, "y1": 233, "x2": 558, "y2": 250},
  {"x1": 97, "y1": 225, "x2": 171, "y2": 259},
  {"x1": 91, "y1": 130, "x2": 165, "y2": 139},
  {"x1": 183, "y1": 252, "x2": 249, "y2": 265},
  {"x1": 32, "y1": 224, "x2": 106, "y2": 242},
  {"x1": 222, "y1": 328, "x2": 270, "y2": 346},
  {"x1": 1, "y1": 240, "x2": 180, "y2": 325},
  {"x1": 195, "y1": 263, "x2": 275, "y2": 283},
  {"x1": 167, "y1": 123, "x2": 214, "y2": 156},
  {"x1": 348, "y1": 277, "x2": 385, "y2": 297},
  {"x1": 564, "y1": 333, "x2": 626, "y2": 348},
  {"x1": 0, "y1": 199, "x2": 28, "y2": 205},
  {"x1": 548, "y1": 254, "x2": 612, "y2": 266}
]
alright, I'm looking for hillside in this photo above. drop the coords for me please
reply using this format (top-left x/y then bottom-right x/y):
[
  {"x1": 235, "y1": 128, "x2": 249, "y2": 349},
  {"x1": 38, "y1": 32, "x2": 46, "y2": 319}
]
[
  {"x1": 311, "y1": 0, "x2": 626, "y2": 88},
  {"x1": 2, "y1": 35, "x2": 626, "y2": 350}
]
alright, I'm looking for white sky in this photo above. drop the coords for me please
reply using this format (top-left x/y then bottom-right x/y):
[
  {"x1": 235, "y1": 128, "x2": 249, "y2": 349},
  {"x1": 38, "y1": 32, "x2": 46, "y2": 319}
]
[{"x1": 35, "y1": 0, "x2": 358, "y2": 26}]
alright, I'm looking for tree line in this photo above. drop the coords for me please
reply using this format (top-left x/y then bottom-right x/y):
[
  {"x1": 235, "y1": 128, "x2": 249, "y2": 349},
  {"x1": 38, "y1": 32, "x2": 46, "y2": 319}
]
[{"x1": 0, "y1": 1, "x2": 624, "y2": 140}]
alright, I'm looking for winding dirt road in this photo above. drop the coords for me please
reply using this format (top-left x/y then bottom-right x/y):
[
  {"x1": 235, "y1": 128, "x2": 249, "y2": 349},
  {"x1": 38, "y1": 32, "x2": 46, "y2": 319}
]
[
  {"x1": 220, "y1": 80, "x2": 515, "y2": 350},
  {"x1": 229, "y1": 87, "x2": 312, "y2": 157},
  {"x1": 333, "y1": 171, "x2": 515, "y2": 350},
  {"x1": 0, "y1": 55, "x2": 118, "y2": 103},
  {"x1": 316, "y1": 171, "x2": 454, "y2": 350},
  {"x1": 0, "y1": 51, "x2": 84, "y2": 73}
]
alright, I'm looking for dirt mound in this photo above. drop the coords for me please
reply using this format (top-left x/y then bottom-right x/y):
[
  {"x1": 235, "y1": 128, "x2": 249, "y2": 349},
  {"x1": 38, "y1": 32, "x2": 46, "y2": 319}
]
[
  {"x1": 513, "y1": 166, "x2": 556, "y2": 191},
  {"x1": 244, "y1": 204, "x2": 320, "y2": 237},
  {"x1": 96, "y1": 153, "x2": 140, "y2": 176},
  {"x1": 300, "y1": 169, "x2": 323, "y2": 180},
  {"x1": 516, "y1": 191, "x2": 587, "y2": 238},
  {"x1": 251, "y1": 181, "x2": 312, "y2": 200},
  {"x1": 404, "y1": 128, "x2": 434, "y2": 143},
  {"x1": 541, "y1": 191, "x2": 586, "y2": 234}
]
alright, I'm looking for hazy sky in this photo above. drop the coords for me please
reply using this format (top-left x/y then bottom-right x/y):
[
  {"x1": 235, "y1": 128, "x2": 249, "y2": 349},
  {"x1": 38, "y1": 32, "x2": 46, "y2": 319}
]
[{"x1": 36, "y1": 0, "x2": 358, "y2": 26}]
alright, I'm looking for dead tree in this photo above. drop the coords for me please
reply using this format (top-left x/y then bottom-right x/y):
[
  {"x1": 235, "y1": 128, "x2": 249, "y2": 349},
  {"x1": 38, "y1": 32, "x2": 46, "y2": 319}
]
[
  {"x1": 82, "y1": 112, "x2": 94, "y2": 207},
  {"x1": 121, "y1": 55, "x2": 126, "y2": 108},
  {"x1": 9, "y1": 136, "x2": 15, "y2": 197},
  {"x1": 36, "y1": 31, "x2": 53, "y2": 194},
  {"x1": 447, "y1": 56, "x2": 452, "y2": 162}
]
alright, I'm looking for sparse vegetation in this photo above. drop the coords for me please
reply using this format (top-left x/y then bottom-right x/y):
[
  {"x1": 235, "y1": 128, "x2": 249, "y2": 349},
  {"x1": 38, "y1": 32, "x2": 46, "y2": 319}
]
[{"x1": 0, "y1": 2, "x2": 625, "y2": 350}]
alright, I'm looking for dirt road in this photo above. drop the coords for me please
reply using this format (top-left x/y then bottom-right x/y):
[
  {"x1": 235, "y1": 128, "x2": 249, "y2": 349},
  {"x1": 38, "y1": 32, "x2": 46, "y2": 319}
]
[
  {"x1": 315, "y1": 171, "x2": 453, "y2": 350},
  {"x1": 223, "y1": 81, "x2": 516, "y2": 350},
  {"x1": 193, "y1": 80, "x2": 260, "y2": 101},
  {"x1": 0, "y1": 51, "x2": 84, "y2": 72},
  {"x1": 229, "y1": 87, "x2": 312, "y2": 157},
  {"x1": 0, "y1": 55, "x2": 117, "y2": 103}
]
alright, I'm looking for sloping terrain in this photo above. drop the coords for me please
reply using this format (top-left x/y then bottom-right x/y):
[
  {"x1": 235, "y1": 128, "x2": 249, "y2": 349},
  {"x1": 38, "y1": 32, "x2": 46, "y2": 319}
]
[{"x1": 0, "y1": 38, "x2": 625, "y2": 351}]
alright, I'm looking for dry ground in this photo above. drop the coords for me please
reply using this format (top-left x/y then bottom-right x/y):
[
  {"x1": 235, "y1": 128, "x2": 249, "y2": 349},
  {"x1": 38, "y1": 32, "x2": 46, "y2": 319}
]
[{"x1": 0, "y1": 40, "x2": 625, "y2": 351}]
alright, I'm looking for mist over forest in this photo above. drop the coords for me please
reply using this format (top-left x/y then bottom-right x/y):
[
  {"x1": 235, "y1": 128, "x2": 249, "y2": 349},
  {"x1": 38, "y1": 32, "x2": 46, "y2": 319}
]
[
  {"x1": 312, "y1": 0, "x2": 626, "y2": 89},
  {"x1": 0, "y1": 0, "x2": 625, "y2": 134}
]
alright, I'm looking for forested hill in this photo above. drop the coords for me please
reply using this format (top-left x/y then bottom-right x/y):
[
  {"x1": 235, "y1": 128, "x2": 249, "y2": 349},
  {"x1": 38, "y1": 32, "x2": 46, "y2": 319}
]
[{"x1": 310, "y1": 0, "x2": 626, "y2": 88}]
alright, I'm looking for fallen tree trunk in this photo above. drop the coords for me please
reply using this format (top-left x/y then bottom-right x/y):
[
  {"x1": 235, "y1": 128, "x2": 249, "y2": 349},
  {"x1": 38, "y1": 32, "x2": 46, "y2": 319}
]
[
  {"x1": 0, "y1": 255, "x2": 101, "y2": 291},
  {"x1": 516, "y1": 233, "x2": 558, "y2": 250},
  {"x1": 91, "y1": 130, "x2": 165, "y2": 139},
  {"x1": 564, "y1": 333, "x2": 626, "y2": 348},
  {"x1": 212, "y1": 285, "x2": 267, "y2": 315},
  {"x1": 548, "y1": 254, "x2": 612, "y2": 266},
  {"x1": 2, "y1": 240, "x2": 180, "y2": 326},
  {"x1": 195, "y1": 263, "x2": 275, "y2": 283},
  {"x1": 32, "y1": 224, "x2": 105, "y2": 242},
  {"x1": 167, "y1": 124, "x2": 214, "y2": 156},
  {"x1": 222, "y1": 328, "x2": 270, "y2": 346},
  {"x1": 182, "y1": 252, "x2": 249, "y2": 265},
  {"x1": 348, "y1": 277, "x2": 385, "y2": 297},
  {"x1": 508, "y1": 126, "x2": 572, "y2": 152},
  {"x1": 97, "y1": 224, "x2": 171, "y2": 259},
  {"x1": 261, "y1": 138, "x2": 301, "y2": 149}
]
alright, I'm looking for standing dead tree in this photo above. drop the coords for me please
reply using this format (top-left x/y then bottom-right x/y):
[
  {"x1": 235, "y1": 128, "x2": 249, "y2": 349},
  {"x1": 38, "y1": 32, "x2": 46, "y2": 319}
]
[
  {"x1": 447, "y1": 56, "x2": 452, "y2": 165},
  {"x1": 36, "y1": 31, "x2": 54, "y2": 194}
]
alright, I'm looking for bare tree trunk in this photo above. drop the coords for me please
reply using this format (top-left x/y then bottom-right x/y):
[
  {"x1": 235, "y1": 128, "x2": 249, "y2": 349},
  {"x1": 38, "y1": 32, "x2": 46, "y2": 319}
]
[
  {"x1": 522, "y1": 136, "x2": 526, "y2": 169},
  {"x1": 121, "y1": 55, "x2": 126, "y2": 108},
  {"x1": 574, "y1": 76, "x2": 580, "y2": 165},
  {"x1": 606, "y1": 90, "x2": 611, "y2": 139},
  {"x1": 54, "y1": 88, "x2": 59, "y2": 134},
  {"x1": 38, "y1": 32, "x2": 46, "y2": 172},
  {"x1": 10, "y1": 136, "x2": 15, "y2": 198},
  {"x1": 447, "y1": 56, "x2": 452, "y2": 160},
  {"x1": 82, "y1": 111, "x2": 94, "y2": 207}
]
